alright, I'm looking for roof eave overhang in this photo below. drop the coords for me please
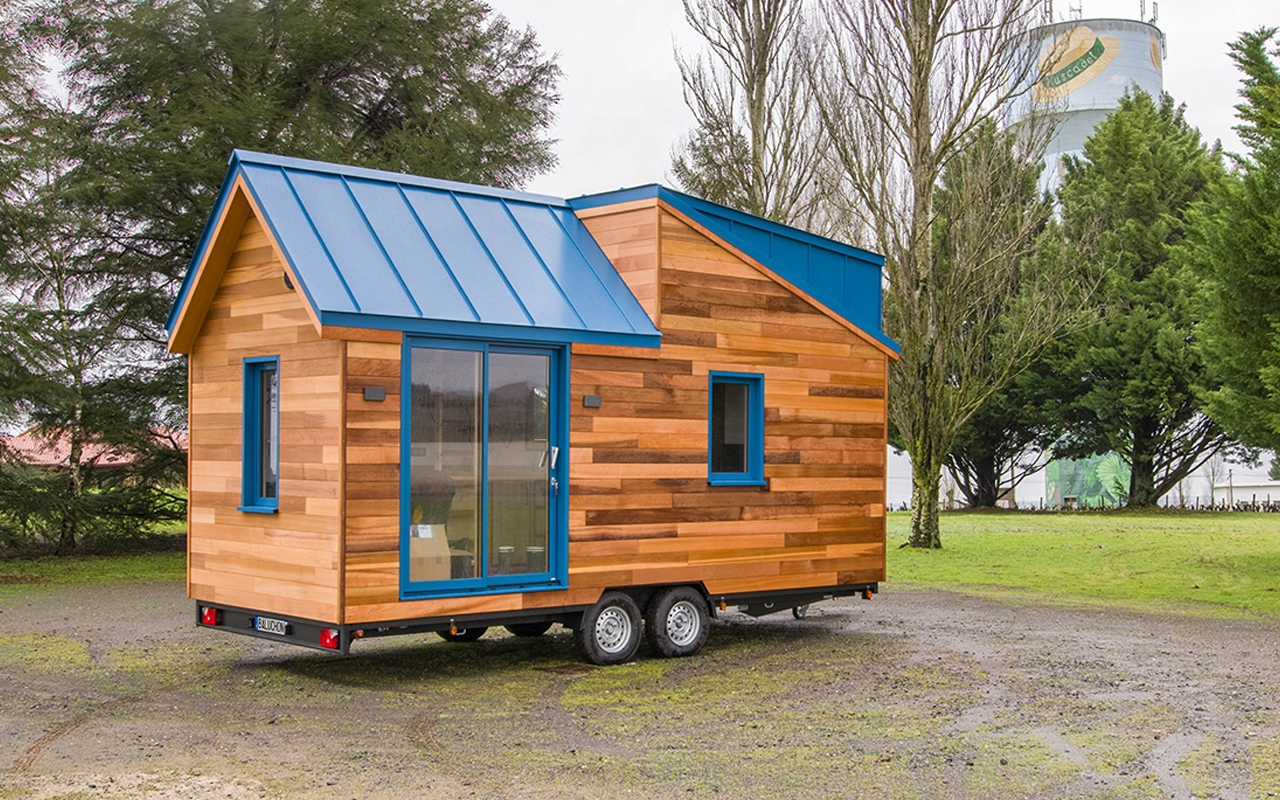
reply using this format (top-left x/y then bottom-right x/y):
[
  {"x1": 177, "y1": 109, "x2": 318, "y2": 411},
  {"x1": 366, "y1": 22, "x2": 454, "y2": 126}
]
[
  {"x1": 166, "y1": 172, "x2": 254, "y2": 355},
  {"x1": 321, "y1": 311, "x2": 660, "y2": 349},
  {"x1": 166, "y1": 171, "x2": 319, "y2": 355}
]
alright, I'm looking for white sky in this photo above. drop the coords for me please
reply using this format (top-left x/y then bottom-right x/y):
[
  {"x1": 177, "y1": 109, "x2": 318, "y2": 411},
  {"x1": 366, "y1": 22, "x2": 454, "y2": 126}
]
[
  {"x1": 488, "y1": 0, "x2": 1274, "y2": 197},
  {"x1": 486, "y1": 0, "x2": 1278, "y2": 502}
]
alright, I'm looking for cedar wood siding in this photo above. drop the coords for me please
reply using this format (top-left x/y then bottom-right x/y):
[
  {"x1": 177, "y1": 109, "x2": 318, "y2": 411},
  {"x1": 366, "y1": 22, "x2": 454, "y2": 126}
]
[
  {"x1": 187, "y1": 215, "x2": 345, "y2": 622},
  {"x1": 573, "y1": 201, "x2": 888, "y2": 594}
]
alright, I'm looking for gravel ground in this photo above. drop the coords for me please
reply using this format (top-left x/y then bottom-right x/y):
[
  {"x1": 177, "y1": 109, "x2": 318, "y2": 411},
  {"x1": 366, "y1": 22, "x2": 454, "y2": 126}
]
[{"x1": 1, "y1": 579, "x2": 1278, "y2": 799}]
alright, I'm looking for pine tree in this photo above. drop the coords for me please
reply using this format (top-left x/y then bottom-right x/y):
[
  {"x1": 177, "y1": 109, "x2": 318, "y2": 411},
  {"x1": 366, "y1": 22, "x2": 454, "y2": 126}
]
[
  {"x1": 1189, "y1": 28, "x2": 1280, "y2": 455},
  {"x1": 1053, "y1": 90, "x2": 1238, "y2": 507}
]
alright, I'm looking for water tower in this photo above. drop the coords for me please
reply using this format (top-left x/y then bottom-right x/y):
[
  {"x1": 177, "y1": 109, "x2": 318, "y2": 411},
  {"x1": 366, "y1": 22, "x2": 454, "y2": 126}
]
[{"x1": 1022, "y1": 5, "x2": 1167, "y2": 190}]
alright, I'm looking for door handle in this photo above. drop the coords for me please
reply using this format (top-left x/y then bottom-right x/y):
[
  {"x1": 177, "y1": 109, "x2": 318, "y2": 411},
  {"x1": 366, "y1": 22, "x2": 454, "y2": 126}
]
[{"x1": 549, "y1": 445, "x2": 560, "y2": 470}]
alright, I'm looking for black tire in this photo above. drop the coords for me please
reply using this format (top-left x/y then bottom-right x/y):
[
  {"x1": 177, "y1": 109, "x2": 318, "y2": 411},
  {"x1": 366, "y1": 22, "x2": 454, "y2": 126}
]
[
  {"x1": 792, "y1": 604, "x2": 809, "y2": 619},
  {"x1": 574, "y1": 591, "x2": 642, "y2": 665},
  {"x1": 644, "y1": 586, "x2": 709, "y2": 658},
  {"x1": 437, "y1": 626, "x2": 488, "y2": 643},
  {"x1": 505, "y1": 621, "x2": 554, "y2": 638}
]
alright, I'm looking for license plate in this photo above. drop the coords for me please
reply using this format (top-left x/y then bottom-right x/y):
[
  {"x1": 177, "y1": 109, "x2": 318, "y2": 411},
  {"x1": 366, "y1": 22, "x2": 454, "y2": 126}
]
[{"x1": 254, "y1": 616, "x2": 290, "y2": 636}]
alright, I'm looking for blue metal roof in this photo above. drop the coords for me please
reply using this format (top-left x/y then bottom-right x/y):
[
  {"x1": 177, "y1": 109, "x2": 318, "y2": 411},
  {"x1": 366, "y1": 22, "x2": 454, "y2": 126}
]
[
  {"x1": 570, "y1": 186, "x2": 898, "y2": 353},
  {"x1": 168, "y1": 151, "x2": 661, "y2": 348}
]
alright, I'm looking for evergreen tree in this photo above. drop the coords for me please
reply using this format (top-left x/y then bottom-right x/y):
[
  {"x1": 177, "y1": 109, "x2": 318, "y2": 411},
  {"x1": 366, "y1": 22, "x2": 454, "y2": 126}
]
[
  {"x1": 51, "y1": 0, "x2": 560, "y2": 287},
  {"x1": 0, "y1": 69, "x2": 185, "y2": 552},
  {"x1": 1053, "y1": 90, "x2": 1237, "y2": 507},
  {"x1": 0, "y1": 0, "x2": 559, "y2": 552},
  {"x1": 1188, "y1": 28, "x2": 1280, "y2": 454},
  {"x1": 946, "y1": 361, "x2": 1059, "y2": 508}
]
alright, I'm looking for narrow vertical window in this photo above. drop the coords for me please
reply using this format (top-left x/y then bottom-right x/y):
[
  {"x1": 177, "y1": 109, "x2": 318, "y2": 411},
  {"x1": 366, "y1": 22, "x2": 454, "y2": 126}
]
[
  {"x1": 241, "y1": 357, "x2": 280, "y2": 512},
  {"x1": 708, "y1": 372, "x2": 764, "y2": 486}
]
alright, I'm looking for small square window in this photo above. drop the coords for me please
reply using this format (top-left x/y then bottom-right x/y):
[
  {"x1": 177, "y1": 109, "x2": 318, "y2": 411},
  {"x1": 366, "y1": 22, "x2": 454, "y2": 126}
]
[
  {"x1": 240, "y1": 357, "x2": 279, "y2": 513},
  {"x1": 708, "y1": 372, "x2": 764, "y2": 486}
]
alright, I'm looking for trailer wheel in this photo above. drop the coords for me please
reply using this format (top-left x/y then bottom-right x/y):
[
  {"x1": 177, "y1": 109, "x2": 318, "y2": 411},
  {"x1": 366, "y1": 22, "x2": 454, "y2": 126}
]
[
  {"x1": 575, "y1": 591, "x2": 642, "y2": 665},
  {"x1": 644, "y1": 586, "x2": 708, "y2": 658},
  {"x1": 505, "y1": 621, "x2": 554, "y2": 637},
  {"x1": 437, "y1": 626, "x2": 488, "y2": 643},
  {"x1": 792, "y1": 604, "x2": 809, "y2": 620}
]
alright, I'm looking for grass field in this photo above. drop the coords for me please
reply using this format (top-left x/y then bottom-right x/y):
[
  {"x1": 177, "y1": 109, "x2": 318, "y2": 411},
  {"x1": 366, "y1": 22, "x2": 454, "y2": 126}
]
[
  {"x1": 0, "y1": 551, "x2": 184, "y2": 599},
  {"x1": 887, "y1": 510, "x2": 1280, "y2": 617},
  {"x1": 2, "y1": 512, "x2": 1277, "y2": 618}
]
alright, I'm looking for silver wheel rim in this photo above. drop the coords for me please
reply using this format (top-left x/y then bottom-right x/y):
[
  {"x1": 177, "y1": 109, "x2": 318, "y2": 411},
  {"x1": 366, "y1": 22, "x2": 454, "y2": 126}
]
[
  {"x1": 665, "y1": 600, "x2": 701, "y2": 647},
  {"x1": 594, "y1": 607, "x2": 633, "y2": 654}
]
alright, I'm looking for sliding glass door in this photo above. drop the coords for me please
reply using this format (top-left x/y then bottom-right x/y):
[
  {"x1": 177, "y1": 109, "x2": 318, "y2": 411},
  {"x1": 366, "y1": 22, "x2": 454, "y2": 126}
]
[{"x1": 402, "y1": 340, "x2": 562, "y2": 595}]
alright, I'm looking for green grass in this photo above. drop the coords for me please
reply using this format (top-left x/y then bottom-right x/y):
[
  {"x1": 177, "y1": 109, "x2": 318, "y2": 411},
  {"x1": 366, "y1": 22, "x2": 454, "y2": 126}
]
[
  {"x1": 0, "y1": 550, "x2": 184, "y2": 596},
  {"x1": 887, "y1": 510, "x2": 1280, "y2": 617}
]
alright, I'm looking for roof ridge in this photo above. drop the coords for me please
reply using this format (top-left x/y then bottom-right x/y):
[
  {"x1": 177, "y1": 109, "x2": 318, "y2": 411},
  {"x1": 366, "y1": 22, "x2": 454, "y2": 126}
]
[{"x1": 229, "y1": 149, "x2": 569, "y2": 208}]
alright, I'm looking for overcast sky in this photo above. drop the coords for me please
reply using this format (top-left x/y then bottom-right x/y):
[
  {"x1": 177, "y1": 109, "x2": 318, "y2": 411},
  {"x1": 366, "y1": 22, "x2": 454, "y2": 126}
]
[{"x1": 486, "y1": 0, "x2": 1277, "y2": 198}]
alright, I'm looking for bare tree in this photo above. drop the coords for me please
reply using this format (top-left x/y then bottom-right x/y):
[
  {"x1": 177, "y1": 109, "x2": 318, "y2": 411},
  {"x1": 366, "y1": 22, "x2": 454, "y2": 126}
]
[
  {"x1": 1201, "y1": 453, "x2": 1226, "y2": 506},
  {"x1": 811, "y1": 0, "x2": 1090, "y2": 547},
  {"x1": 673, "y1": 0, "x2": 844, "y2": 234}
]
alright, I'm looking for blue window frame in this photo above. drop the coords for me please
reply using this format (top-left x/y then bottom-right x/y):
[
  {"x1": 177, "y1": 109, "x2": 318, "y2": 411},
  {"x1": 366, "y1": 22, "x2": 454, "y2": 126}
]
[
  {"x1": 708, "y1": 371, "x2": 765, "y2": 486},
  {"x1": 240, "y1": 356, "x2": 280, "y2": 513}
]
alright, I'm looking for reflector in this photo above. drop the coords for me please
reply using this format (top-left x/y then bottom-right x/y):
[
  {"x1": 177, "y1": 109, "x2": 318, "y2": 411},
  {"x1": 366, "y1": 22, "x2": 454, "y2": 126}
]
[
  {"x1": 320, "y1": 628, "x2": 340, "y2": 650},
  {"x1": 200, "y1": 606, "x2": 220, "y2": 626}
]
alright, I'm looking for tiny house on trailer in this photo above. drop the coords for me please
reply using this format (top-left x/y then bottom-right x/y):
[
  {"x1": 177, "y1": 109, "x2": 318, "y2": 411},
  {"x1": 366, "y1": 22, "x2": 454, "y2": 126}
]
[{"x1": 167, "y1": 151, "x2": 899, "y2": 665}]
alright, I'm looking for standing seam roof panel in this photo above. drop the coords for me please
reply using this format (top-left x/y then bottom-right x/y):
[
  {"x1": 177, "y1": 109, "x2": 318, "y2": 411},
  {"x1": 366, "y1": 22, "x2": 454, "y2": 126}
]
[
  {"x1": 456, "y1": 194, "x2": 587, "y2": 331},
  {"x1": 283, "y1": 170, "x2": 420, "y2": 318},
  {"x1": 239, "y1": 164, "x2": 359, "y2": 314},
  {"x1": 399, "y1": 190, "x2": 531, "y2": 326},
  {"x1": 506, "y1": 203, "x2": 636, "y2": 333},
  {"x1": 448, "y1": 193, "x2": 536, "y2": 326},
  {"x1": 344, "y1": 178, "x2": 477, "y2": 324}
]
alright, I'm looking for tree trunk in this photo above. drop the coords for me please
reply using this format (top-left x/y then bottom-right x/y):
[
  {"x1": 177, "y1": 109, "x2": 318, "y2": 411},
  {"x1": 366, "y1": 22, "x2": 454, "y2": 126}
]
[
  {"x1": 57, "y1": 415, "x2": 84, "y2": 556},
  {"x1": 960, "y1": 453, "x2": 1001, "y2": 508},
  {"x1": 1128, "y1": 420, "x2": 1158, "y2": 507},
  {"x1": 974, "y1": 467, "x2": 1000, "y2": 507},
  {"x1": 1131, "y1": 437, "x2": 1162, "y2": 504},
  {"x1": 908, "y1": 450, "x2": 942, "y2": 548}
]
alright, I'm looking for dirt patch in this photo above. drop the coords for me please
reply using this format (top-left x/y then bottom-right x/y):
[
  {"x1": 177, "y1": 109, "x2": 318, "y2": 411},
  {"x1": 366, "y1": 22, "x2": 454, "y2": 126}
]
[{"x1": 1, "y1": 580, "x2": 1278, "y2": 799}]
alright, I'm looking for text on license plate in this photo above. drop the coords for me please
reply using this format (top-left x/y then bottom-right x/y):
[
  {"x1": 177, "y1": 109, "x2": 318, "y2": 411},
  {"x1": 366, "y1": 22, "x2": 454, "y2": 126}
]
[{"x1": 255, "y1": 616, "x2": 290, "y2": 636}]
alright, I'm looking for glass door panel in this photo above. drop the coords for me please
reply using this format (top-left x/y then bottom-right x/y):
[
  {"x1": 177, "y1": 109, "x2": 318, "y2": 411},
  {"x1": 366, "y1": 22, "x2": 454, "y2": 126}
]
[
  {"x1": 408, "y1": 347, "x2": 482, "y2": 583},
  {"x1": 487, "y1": 352, "x2": 550, "y2": 577}
]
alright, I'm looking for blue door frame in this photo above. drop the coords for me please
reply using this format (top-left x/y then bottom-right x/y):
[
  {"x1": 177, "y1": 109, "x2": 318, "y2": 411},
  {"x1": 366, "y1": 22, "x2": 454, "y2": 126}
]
[{"x1": 399, "y1": 337, "x2": 569, "y2": 600}]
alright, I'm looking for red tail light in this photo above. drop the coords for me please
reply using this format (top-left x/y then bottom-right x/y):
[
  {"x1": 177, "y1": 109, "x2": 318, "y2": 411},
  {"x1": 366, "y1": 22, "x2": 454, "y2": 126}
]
[
  {"x1": 201, "y1": 606, "x2": 221, "y2": 626},
  {"x1": 320, "y1": 628, "x2": 340, "y2": 650}
]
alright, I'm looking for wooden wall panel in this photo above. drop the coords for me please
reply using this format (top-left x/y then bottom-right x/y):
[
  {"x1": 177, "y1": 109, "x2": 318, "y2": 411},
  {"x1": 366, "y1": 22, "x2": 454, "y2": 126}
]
[
  {"x1": 342, "y1": 340, "x2": 402, "y2": 592},
  {"x1": 188, "y1": 215, "x2": 345, "y2": 622},
  {"x1": 566, "y1": 203, "x2": 888, "y2": 598},
  {"x1": 578, "y1": 205, "x2": 660, "y2": 326}
]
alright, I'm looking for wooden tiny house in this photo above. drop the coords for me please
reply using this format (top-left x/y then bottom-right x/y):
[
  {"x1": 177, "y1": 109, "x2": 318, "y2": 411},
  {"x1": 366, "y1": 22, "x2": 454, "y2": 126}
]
[{"x1": 168, "y1": 151, "x2": 898, "y2": 663}]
